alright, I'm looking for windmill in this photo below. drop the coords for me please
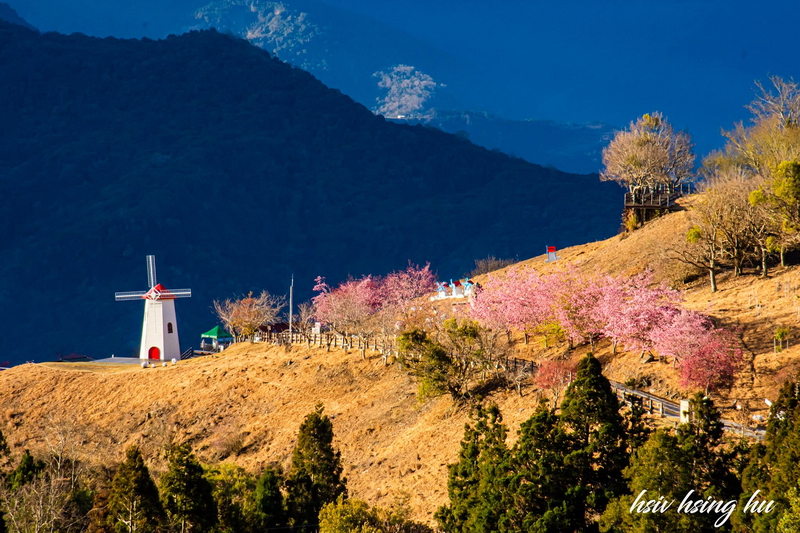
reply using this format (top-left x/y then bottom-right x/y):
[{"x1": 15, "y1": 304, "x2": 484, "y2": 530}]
[{"x1": 115, "y1": 255, "x2": 192, "y2": 361}]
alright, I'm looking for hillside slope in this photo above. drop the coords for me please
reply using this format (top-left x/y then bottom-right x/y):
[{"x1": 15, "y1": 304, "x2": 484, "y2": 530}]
[
  {"x1": 0, "y1": 22, "x2": 621, "y2": 365},
  {"x1": 4, "y1": 200, "x2": 800, "y2": 523},
  {"x1": 0, "y1": 343, "x2": 542, "y2": 524}
]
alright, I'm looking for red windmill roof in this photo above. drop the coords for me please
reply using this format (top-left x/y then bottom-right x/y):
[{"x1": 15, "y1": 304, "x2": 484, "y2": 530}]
[{"x1": 142, "y1": 283, "x2": 177, "y2": 300}]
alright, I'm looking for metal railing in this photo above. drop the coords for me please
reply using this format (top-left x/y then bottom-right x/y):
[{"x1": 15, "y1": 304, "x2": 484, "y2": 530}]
[{"x1": 610, "y1": 381, "x2": 764, "y2": 439}]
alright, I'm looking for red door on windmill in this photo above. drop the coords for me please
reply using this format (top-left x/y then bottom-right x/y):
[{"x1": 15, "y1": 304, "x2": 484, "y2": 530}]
[{"x1": 115, "y1": 256, "x2": 192, "y2": 360}]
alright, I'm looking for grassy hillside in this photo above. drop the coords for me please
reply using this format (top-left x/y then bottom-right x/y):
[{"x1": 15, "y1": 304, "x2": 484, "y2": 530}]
[
  {"x1": 0, "y1": 21, "x2": 621, "y2": 365},
  {"x1": 3, "y1": 200, "x2": 800, "y2": 523}
]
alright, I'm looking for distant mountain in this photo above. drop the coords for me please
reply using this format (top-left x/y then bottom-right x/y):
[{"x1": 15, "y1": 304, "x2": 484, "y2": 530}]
[
  {"x1": 0, "y1": 2, "x2": 35, "y2": 30},
  {"x1": 0, "y1": 22, "x2": 622, "y2": 365},
  {"x1": 192, "y1": 0, "x2": 616, "y2": 172},
  {"x1": 403, "y1": 111, "x2": 616, "y2": 175},
  {"x1": 192, "y1": 0, "x2": 472, "y2": 112},
  {"x1": 6, "y1": 0, "x2": 616, "y2": 172}
]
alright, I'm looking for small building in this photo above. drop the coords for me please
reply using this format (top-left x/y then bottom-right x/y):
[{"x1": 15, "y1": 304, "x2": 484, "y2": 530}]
[{"x1": 200, "y1": 326, "x2": 234, "y2": 351}]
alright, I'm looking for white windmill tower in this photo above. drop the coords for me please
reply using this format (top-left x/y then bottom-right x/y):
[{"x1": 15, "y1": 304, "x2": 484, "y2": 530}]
[{"x1": 115, "y1": 255, "x2": 192, "y2": 361}]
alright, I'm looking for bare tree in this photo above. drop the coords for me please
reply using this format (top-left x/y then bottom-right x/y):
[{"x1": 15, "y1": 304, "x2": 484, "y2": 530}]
[
  {"x1": 668, "y1": 194, "x2": 725, "y2": 292},
  {"x1": 293, "y1": 301, "x2": 316, "y2": 347},
  {"x1": 214, "y1": 291, "x2": 286, "y2": 341},
  {"x1": 601, "y1": 112, "x2": 695, "y2": 198},
  {"x1": 0, "y1": 419, "x2": 96, "y2": 533},
  {"x1": 748, "y1": 76, "x2": 800, "y2": 129}
]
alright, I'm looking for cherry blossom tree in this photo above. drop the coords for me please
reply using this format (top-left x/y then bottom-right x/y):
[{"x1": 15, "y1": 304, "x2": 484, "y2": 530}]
[
  {"x1": 380, "y1": 262, "x2": 436, "y2": 320},
  {"x1": 312, "y1": 276, "x2": 382, "y2": 357},
  {"x1": 469, "y1": 267, "x2": 557, "y2": 343},
  {"x1": 313, "y1": 266, "x2": 436, "y2": 358},
  {"x1": 548, "y1": 268, "x2": 606, "y2": 349},
  {"x1": 533, "y1": 358, "x2": 578, "y2": 407},
  {"x1": 649, "y1": 308, "x2": 743, "y2": 392},
  {"x1": 648, "y1": 308, "x2": 712, "y2": 362},
  {"x1": 597, "y1": 272, "x2": 682, "y2": 355},
  {"x1": 678, "y1": 327, "x2": 743, "y2": 393}
]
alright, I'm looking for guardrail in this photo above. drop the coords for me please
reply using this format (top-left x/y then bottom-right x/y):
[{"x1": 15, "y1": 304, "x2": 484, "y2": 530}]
[{"x1": 610, "y1": 381, "x2": 764, "y2": 439}]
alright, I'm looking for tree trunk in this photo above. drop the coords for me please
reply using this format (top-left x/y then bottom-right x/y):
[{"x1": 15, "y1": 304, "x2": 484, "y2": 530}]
[
  {"x1": 781, "y1": 245, "x2": 786, "y2": 267},
  {"x1": 761, "y1": 246, "x2": 769, "y2": 278},
  {"x1": 709, "y1": 254, "x2": 717, "y2": 292}
]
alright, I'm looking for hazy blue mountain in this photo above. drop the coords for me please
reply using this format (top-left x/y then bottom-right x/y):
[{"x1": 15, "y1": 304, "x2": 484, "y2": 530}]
[
  {"x1": 0, "y1": 2, "x2": 35, "y2": 29},
  {"x1": 190, "y1": 0, "x2": 476, "y2": 112},
  {"x1": 11, "y1": 0, "x2": 800, "y2": 161},
  {"x1": 403, "y1": 111, "x2": 616, "y2": 175},
  {"x1": 7, "y1": 0, "x2": 616, "y2": 172},
  {"x1": 190, "y1": 0, "x2": 616, "y2": 173},
  {"x1": 0, "y1": 22, "x2": 622, "y2": 366}
]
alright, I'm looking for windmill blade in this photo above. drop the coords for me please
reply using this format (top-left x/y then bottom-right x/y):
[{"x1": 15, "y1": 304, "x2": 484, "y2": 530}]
[
  {"x1": 169, "y1": 289, "x2": 192, "y2": 298},
  {"x1": 147, "y1": 255, "x2": 157, "y2": 288},
  {"x1": 115, "y1": 291, "x2": 148, "y2": 301}
]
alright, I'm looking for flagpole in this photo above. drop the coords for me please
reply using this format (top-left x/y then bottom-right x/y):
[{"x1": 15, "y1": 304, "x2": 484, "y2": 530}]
[{"x1": 288, "y1": 274, "x2": 294, "y2": 336}]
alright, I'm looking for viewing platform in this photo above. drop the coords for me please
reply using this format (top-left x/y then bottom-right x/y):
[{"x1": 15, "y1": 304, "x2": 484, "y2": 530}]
[{"x1": 624, "y1": 183, "x2": 694, "y2": 210}]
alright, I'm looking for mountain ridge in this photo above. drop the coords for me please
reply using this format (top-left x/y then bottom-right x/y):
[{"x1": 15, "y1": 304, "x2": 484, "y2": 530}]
[
  {"x1": 0, "y1": 2, "x2": 34, "y2": 30},
  {"x1": 0, "y1": 22, "x2": 621, "y2": 365}
]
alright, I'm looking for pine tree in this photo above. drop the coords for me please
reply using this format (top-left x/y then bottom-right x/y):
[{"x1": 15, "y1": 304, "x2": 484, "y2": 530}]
[
  {"x1": 739, "y1": 374, "x2": 800, "y2": 532},
  {"x1": 8, "y1": 450, "x2": 44, "y2": 491},
  {"x1": 435, "y1": 404, "x2": 509, "y2": 532},
  {"x1": 108, "y1": 445, "x2": 164, "y2": 533},
  {"x1": 252, "y1": 465, "x2": 288, "y2": 531},
  {"x1": 602, "y1": 394, "x2": 742, "y2": 532},
  {"x1": 777, "y1": 484, "x2": 800, "y2": 533},
  {"x1": 503, "y1": 404, "x2": 575, "y2": 532},
  {"x1": 285, "y1": 404, "x2": 347, "y2": 530},
  {"x1": 600, "y1": 429, "x2": 692, "y2": 532},
  {"x1": 205, "y1": 463, "x2": 254, "y2": 533},
  {"x1": 559, "y1": 354, "x2": 628, "y2": 531},
  {"x1": 160, "y1": 443, "x2": 217, "y2": 533},
  {"x1": 676, "y1": 394, "x2": 740, "y2": 502}
]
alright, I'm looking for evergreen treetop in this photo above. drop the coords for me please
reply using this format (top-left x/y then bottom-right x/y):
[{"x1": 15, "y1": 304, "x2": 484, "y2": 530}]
[
  {"x1": 108, "y1": 445, "x2": 164, "y2": 533},
  {"x1": 285, "y1": 404, "x2": 347, "y2": 529},
  {"x1": 160, "y1": 443, "x2": 217, "y2": 533}
]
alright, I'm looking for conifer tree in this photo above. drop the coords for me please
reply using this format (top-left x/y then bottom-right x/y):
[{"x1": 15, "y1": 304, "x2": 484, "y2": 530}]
[
  {"x1": 559, "y1": 354, "x2": 628, "y2": 530},
  {"x1": 676, "y1": 393, "x2": 741, "y2": 502},
  {"x1": 777, "y1": 484, "x2": 800, "y2": 533},
  {"x1": 8, "y1": 450, "x2": 44, "y2": 491},
  {"x1": 503, "y1": 404, "x2": 575, "y2": 532},
  {"x1": 602, "y1": 394, "x2": 741, "y2": 532},
  {"x1": 252, "y1": 465, "x2": 288, "y2": 531},
  {"x1": 435, "y1": 405, "x2": 509, "y2": 532},
  {"x1": 205, "y1": 463, "x2": 254, "y2": 533},
  {"x1": 739, "y1": 373, "x2": 800, "y2": 531},
  {"x1": 285, "y1": 404, "x2": 347, "y2": 530},
  {"x1": 160, "y1": 443, "x2": 217, "y2": 533},
  {"x1": 108, "y1": 445, "x2": 164, "y2": 533}
]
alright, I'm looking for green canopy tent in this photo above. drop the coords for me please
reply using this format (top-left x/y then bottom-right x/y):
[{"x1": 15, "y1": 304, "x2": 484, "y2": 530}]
[{"x1": 201, "y1": 325, "x2": 234, "y2": 351}]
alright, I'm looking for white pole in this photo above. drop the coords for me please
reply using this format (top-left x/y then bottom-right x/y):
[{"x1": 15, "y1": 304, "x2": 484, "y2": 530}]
[{"x1": 288, "y1": 274, "x2": 294, "y2": 336}]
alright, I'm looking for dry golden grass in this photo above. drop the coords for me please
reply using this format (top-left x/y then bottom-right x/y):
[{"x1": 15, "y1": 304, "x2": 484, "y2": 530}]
[
  {"x1": 0, "y1": 344, "x2": 548, "y2": 524},
  {"x1": 3, "y1": 194, "x2": 800, "y2": 523}
]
